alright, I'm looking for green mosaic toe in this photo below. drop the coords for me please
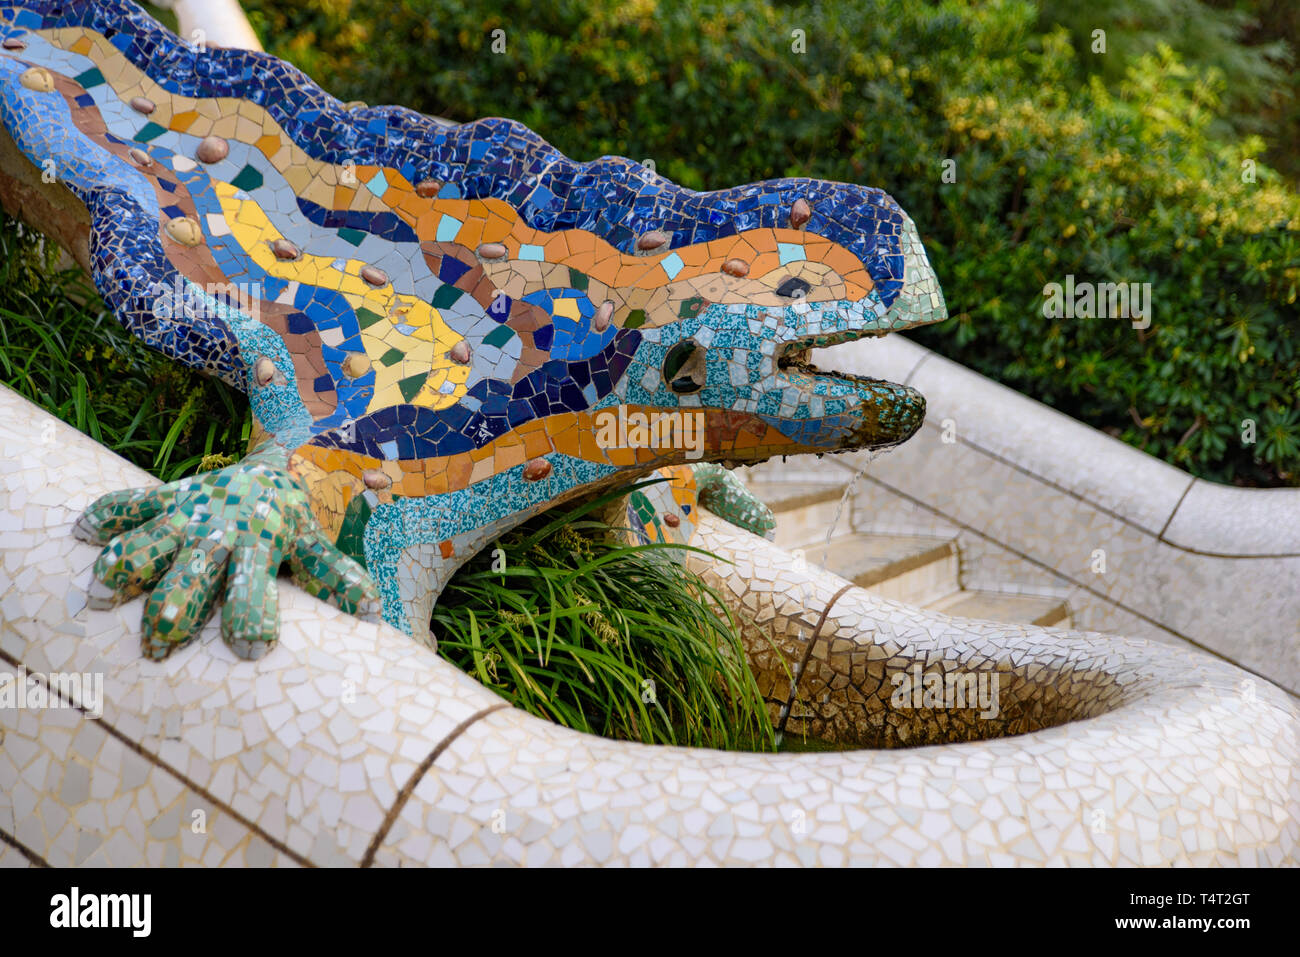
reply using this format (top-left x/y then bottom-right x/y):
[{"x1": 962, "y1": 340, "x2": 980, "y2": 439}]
[
  {"x1": 222, "y1": 541, "x2": 281, "y2": 658},
  {"x1": 75, "y1": 486, "x2": 170, "y2": 544},
  {"x1": 142, "y1": 542, "x2": 229, "y2": 659},
  {"x1": 91, "y1": 511, "x2": 184, "y2": 602},
  {"x1": 288, "y1": 531, "x2": 382, "y2": 621},
  {"x1": 691, "y1": 463, "x2": 776, "y2": 538},
  {"x1": 80, "y1": 446, "x2": 380, "y2": 660}
]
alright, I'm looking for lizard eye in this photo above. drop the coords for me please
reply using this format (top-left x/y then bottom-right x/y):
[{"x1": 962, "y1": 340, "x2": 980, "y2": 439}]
[
  {"x1": 663, "y1": 339, "x2": 707, "y2": 394},
  {"x1": 776, "y1": 276, "x2": 812, "y2": 299}
]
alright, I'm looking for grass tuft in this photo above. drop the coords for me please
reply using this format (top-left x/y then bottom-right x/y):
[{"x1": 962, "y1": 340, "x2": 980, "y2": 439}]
[
  {"x1": 434, "y1": 483, "x2": 778, "y2": 751},
  {"x1": 0, "y1": 212, "x2": 250, "y2": 480}
]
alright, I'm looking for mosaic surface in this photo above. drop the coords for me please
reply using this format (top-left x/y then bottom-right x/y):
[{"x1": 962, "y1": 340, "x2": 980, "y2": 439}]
[{"x1": 0, "y1": 0, "x2": 945, "y2": 654}]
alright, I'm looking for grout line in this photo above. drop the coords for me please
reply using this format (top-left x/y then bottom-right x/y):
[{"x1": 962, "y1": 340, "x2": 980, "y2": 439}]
[
  {"x1": 901, "y1": 351, "x2": 931, "y2": 388},
  {"x1": 1158, "y1": 477, "x2": 1197, "y2": 543},
  {"x1": 0, "y1": 647, "x2": 315, "y2": 868},
  {"x1": 360, "y1": 701, "x2": 510, "y2": 867},
  {"x1": 775, "y1": 582, "x2": 855, "y2": 737},
  {"x1": 0, "y1": 827, "x2": 51, "y2": 867}
]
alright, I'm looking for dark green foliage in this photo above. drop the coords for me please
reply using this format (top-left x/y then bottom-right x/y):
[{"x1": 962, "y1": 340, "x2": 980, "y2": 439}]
[
  {"x1": 1041, "y1": 0, "x2": 1297, "y2": 180},
  {"x1": 242, "y1": 0, "x2": 1300, "y2": 485}
]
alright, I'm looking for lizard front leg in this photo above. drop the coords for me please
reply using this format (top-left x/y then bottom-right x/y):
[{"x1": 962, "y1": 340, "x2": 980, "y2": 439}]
[
  {"x1": 623, "y1": 465, "x2": 776, "y2": 546},
  {"x1": 74, "y1": 441, "x2": 381, "y2": 660}
]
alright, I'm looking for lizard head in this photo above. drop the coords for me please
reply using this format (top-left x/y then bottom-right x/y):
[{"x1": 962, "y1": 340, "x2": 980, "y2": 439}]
[{"x1": 603, "y1": 177, "x2": 947, "y2": 468}]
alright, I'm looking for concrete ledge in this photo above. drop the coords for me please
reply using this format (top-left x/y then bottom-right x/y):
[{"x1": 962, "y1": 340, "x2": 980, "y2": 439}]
[
  {"x1": 1162, "y1": 481, "x2": 1300, "y2": 557},
  {"x1": 827, "y1": 334, "x2": 1300, "y2": 556}
]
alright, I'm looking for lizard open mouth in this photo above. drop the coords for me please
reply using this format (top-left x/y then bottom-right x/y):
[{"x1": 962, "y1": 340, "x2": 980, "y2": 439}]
[
  {"x1": 768, "y1": 324, "x2": 926, "y2": 450},
  {"x1": 775, "y1": 327, "x2": 891, "y2": 388}
]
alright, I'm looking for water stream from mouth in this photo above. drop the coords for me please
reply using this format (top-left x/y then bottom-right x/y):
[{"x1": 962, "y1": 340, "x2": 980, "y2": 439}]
[{"x1": 817, "y1": 450, "x2": 881, "y2": 571}]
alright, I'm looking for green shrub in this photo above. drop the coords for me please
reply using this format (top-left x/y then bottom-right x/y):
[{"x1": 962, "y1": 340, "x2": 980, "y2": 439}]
[
  {"x1": 242, "y1": 0, "x2": 1299, "y2": 485},
  {"x1": 434, "y1": 485, "x2": 777, "y2": 750},
  {"x1": 1040, "y1": 0, "x2": 1298, "y2": 183}
]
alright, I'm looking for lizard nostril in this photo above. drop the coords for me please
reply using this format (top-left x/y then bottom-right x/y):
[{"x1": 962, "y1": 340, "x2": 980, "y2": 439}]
[
  {"x1": 775, "y1": 276, "x2": 812, "y2": 299},
  {"x1": 663, "y1": 339, "x2": 707, "y2": 394}
]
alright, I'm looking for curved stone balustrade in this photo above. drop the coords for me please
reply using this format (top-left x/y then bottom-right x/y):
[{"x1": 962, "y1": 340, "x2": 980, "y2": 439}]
[{"x1": 3, "y1": 385, "x2": 1297, "y2": 866}]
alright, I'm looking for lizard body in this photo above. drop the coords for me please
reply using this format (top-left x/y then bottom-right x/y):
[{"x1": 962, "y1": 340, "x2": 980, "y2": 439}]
[{"x1": 0, "y1": 0, "x2": 946, "y2": 655}]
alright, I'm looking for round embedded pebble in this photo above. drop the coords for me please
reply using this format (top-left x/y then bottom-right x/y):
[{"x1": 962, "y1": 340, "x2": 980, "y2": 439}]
[
  {"x1": 449, "y1": 341, "x2": 471, "y2": 364},
  {"x1": 196, "y1": 135, "x2": 229, "y2": 164},
  {"x1": 129, "y1": 96, "x2": 155, "y2": 115},
  {"x1": 637, "y1": 230, "x2": 669, "y2": 251},
  {"x1": 414, "y1": 179, "x2": 440, "y2": 198},
  {"x1": 360, "y1": 265, "x2": 388, "y2": 287},
  {"x1": 789, "y1": 197, "x2": 812, "y2": 228},
  {"x1": 19, "y1": 66, "x2": 53, "y2": 92},
  {"x1": 2, "y1": 37, "x2": 27, "y2": 51},
  {"x1": 593, "y1": 300, "x2": 615, "y2": 332},
  {"x1": 270, "y1": 239, "x2": 300, "y2": 260},
  {"x1": 722, "y1": 259, "x2": 749, "y2": 278},
  {"x1": 343, "y1": 352, "x2": 371, "y2": 378},
  {"x1": 128, "y1": 147, "x2": 152, "y2": 168},
  {"x1": 163, "y1": 217, "x2": 203, "y2": 246},
  {"x1": 343, "y1": 100, "x2": 368, "y2": 111},
  {"x1": 522, "y1": 458, "x2": 552, "y2": 481},
  {"x1": 362, "y1": 469, "x2": 391, "y2": 490},
  {"x1": 253, "y1": 357, "x2": 278, "y2": 386},
  {"x1": 477, "y1": 242, "x2": 507, "y2": 260},
  {"x1": 663, "y1": 513, "x2": 681, "y2": 528}
]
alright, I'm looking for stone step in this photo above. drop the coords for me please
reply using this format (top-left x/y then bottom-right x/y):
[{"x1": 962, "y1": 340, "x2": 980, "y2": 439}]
[
  {"x1": 926, "y1": 589, "x2": 1072, "y2": 628},
  {"x1": 742, "y1": 475, "x2": 1072, "y2": 628},
  {"x1": 797, "y1": 532, "x2": 960, "y2": 608},
  {"x1": 744, "y1": 481, "x2": 852, "y2": 550}
]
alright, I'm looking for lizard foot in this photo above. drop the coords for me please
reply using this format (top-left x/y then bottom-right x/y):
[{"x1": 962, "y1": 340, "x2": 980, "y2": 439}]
[
  {"x1": 691, "y1": 463, "x2": 776, "y2": 539},
  {"x1": 74, "y1": 453, "x2": 380, "y2": 660}
]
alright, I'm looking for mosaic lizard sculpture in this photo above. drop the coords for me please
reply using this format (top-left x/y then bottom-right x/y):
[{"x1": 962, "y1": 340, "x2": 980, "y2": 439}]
[
  {"x1": 5, "y1": 1, "x2": 1299, "y2": 870},
  {"x1": 0, "y1": 0, "x2": 944, "y2": 658}
]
